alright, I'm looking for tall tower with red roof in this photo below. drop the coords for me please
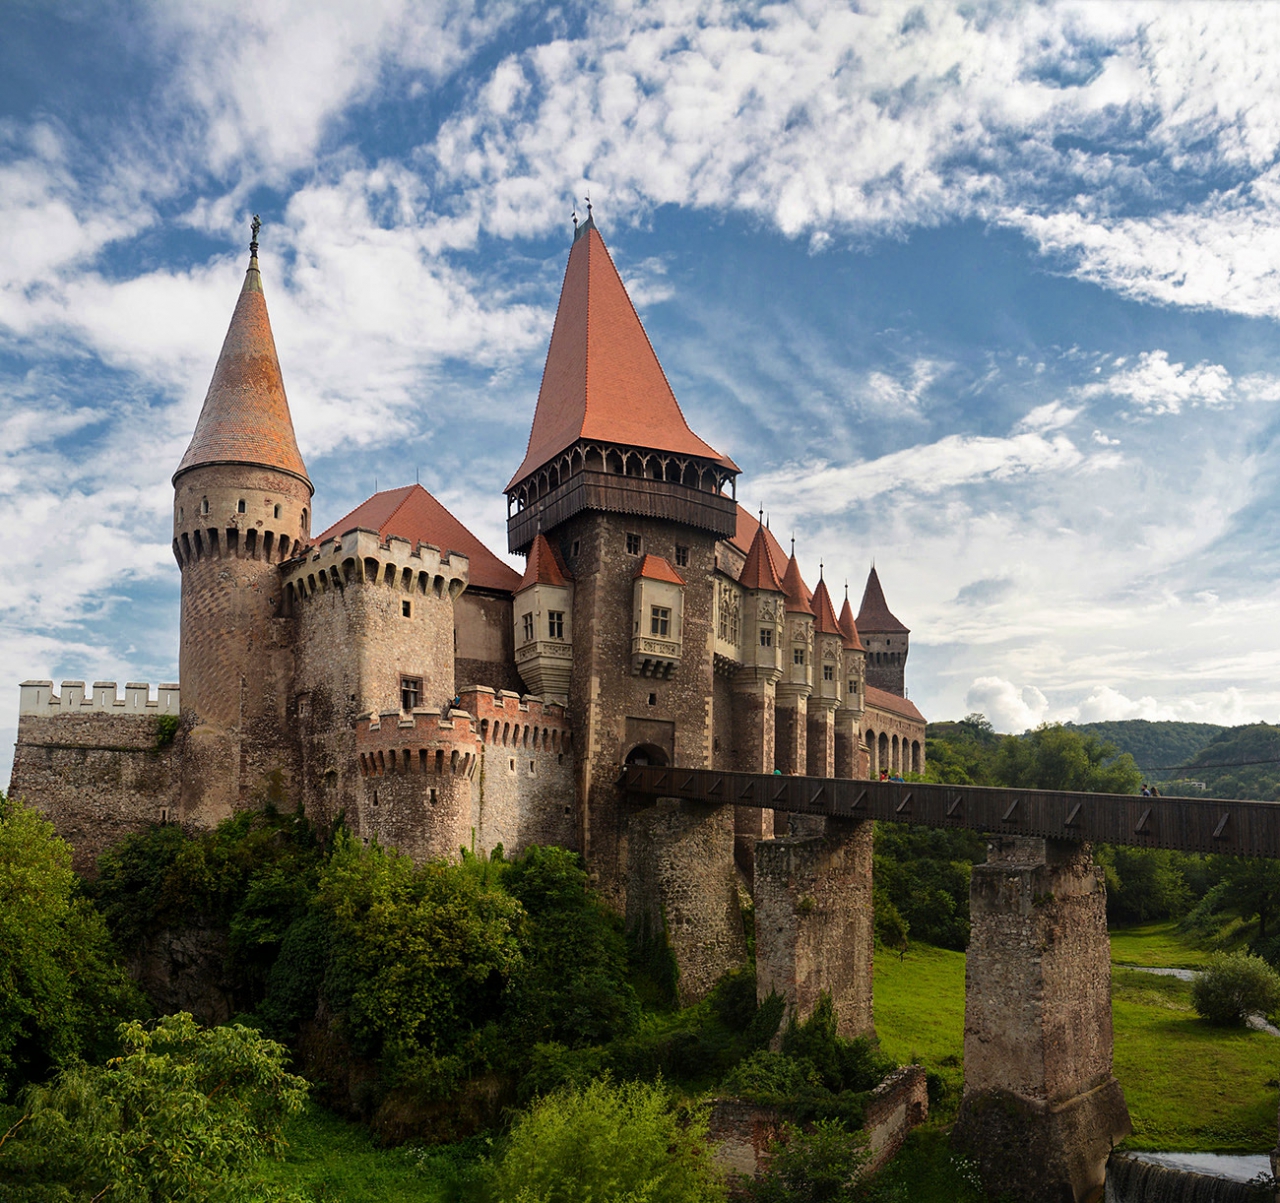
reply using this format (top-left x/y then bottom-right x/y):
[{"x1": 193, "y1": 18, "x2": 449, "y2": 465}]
[
  {"x1": 171, "y1": 226, "x2": 314, "y2": 822},
  {"x1": 857, "y1": 567, "x2": 909, "y2": 697}
]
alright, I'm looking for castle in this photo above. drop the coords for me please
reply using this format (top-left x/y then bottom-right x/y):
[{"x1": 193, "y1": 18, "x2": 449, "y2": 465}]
[{"x1": 10, "y1": 213, "x2": 924, "y2": 993}]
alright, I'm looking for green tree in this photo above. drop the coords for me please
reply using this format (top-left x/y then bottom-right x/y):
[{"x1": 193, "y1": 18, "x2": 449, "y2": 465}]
[
  {"x1": 489, "y1": 1076, "x2": 726, "y2": 1203},
  {"x1": 1217, "y1": 858, "x2": 1280, "y2": 938},
  {"x1": 0, "y1": 794, "x2": 141, "y2": 1094},
  {"x1": 1096, "y1": 847, "x2": 1193, "y2": 924},
  {"x1": 0, "y1": 1013, "x2": 308, "y2": 1201},
  {"x1": 993, "y1": 724, "x2": 1141, "y2": 794},
  {"x1": 1191, "y1": 952, "x2": 1280, "y2": 1026}
]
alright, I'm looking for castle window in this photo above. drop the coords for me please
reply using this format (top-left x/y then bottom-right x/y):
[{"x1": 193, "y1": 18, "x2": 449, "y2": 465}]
[
  {"x1": 548, "y1": 610, "x2": 564, "y2": 639},
  {"x1": 571, "y1": 539, "x2": 581, "y2": 558},
  {"x1": 650, "y1": 606, "x2": 670, "y2": 636},
  {"x1": 522, "y1": 612, "x2": 534, "y2": 641},
  {"x1": 400, "y1": 677, "x2": 422, "y2": 710},
  {"x1": 823, "y1": 664, "x2": 834, "y2": 681},
  {"x1": 237, "y1": 498, "x2": 246, "y2": 514},
  {"x1": 675, "y1": 545, "x2": 689, "y2": 567},
  {"x1": 760, "y1": 627, "x2": 773, "y2": 648},
  {"x1": 402, "y1": 600, "x2": 412, "y2": 618},
  {"x1": 301, "y1": 508, "x2": 308, "y2": 533},
  {"x1": 794, "y1": 647, "x2": 805, "y2": 665},
  {"x1": 648, "y1": 693, "x2": 656, "y2": 706},
  {"x1": 200, "y1": 497, "x2": 209, "y2": 515},
  {"x1": 273, "y1": 504, "x2": 281, "y2": 518},
  {"x1": 178, "y1": 507, "x2": 183, "y2": 524},
  {"x1": 626, "y1": 532, "x2": 642, "y2": 555}
]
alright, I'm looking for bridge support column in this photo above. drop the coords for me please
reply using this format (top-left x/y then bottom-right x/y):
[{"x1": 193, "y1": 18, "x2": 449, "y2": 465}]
[
  {"x1": 953, "y1": 837, "x2": 1130, "y2": 1203},
  {"x1": 753, "y1": 816, "x2": 874, "y2": 1039},
  {"x1": 627, "y1": 799, "x2": 749, "y2": 1006},
  {"x1": 732, "y1": 674, "x2": 778, "y2": 879}
]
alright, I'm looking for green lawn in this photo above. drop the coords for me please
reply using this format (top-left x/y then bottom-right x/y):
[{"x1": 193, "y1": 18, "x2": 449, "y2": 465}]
[
  {"x1": 1109, "y1": 920, "x2": 1208, "y2": 970},
  {"x1": 872, "y1": 932, "x2": 1280, "y2": 1153}
]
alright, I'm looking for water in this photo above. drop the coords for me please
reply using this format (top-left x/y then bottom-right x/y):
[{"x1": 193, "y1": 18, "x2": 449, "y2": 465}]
[
  {"x1": 1133, "y1": 1152, "x2": 1273, "y2": 1182},
  {"x1": 1107, "y1": 1152, "x2": 1276, "y2": 1202}
]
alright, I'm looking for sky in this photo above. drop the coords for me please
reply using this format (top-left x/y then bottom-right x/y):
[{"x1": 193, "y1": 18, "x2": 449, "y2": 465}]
[{"x1": 6, "y1": 0, "x2": 1280, "y2": 784}]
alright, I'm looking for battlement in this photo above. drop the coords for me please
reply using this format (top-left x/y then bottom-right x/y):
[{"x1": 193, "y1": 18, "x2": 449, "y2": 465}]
[
  {"x1": 19, "y1": 680, "x2": 180, "y2": 717},
  {"x1": 282, "y1": 527, "x2": 469, "y2": 609}
]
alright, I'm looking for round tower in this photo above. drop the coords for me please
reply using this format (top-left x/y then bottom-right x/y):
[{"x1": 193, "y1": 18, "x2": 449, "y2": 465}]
[{"x1": 172, "y1": 223, "x2": 313, "y2": 823}]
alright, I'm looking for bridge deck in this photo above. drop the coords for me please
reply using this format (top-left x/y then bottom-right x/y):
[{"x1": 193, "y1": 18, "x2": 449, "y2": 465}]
[{"x1": 620, "y1": 765, "x2": 1280, "y2": 857}]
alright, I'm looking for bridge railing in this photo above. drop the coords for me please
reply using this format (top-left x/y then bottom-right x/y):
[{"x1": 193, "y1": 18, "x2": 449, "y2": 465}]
[{"x1": 619, "y1": 765, "x2": 1280, "y2": 857}]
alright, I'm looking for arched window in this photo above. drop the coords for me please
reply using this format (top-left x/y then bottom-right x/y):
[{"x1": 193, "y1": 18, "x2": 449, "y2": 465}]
[
  {"x1": 237, "y1": 498, "x2": 246, "y2": 514},
  {"x1": 301, "y1": 508, "x2": 308, "y2": 534},
  {"x1": 200, "y1": 497, "x2": 209, "y2": 516}
]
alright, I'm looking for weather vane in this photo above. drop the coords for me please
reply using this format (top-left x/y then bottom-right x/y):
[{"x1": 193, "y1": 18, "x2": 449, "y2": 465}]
[{"x1": 250, "y1": 214, "x2": 261, "y2": 247}]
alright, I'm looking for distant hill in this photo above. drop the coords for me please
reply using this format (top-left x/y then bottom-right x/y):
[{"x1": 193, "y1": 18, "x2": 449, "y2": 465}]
[
  {"x1": 1065, "y1": 720, "x2": 1225, "y2": 783},
  {"x1": 1165, "y1": 723, "x2": 1280, "y2": 801}
]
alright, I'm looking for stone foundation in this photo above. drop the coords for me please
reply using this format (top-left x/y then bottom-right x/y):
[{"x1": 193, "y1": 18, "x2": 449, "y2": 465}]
[{"x1": 954, "y1": 837, "x2": 1131, "y2": 1203}]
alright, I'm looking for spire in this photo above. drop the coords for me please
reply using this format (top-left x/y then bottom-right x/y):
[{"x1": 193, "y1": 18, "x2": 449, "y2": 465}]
[
  {"x1": 837, "y1": 595, "x2": 865, "y2": 651},
  {"x1": 506, "y1": 217, "x2": 738, "y2": 489},
  {"x1": 174, "y1": 223, "x2": 310, "y2": 487},
  {"x1": 739, "y1": 517, "x2": 784, "y2": 592},
  {"x1": 781, "y1": 548, "x2": 814, "y2": 615},
  {"x1": 518, "y1": 532, "x2": 573, "y2": 591},
  {"x1": 810, "y1": 574, "x2": 843, "y2": 636},
  {"x1": 857, "y1": 566, "x2": 908, "y2": 634}
]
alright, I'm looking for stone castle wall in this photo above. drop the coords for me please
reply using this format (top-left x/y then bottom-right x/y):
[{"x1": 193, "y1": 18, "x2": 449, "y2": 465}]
[{"x1": 10, "y1": 681, "x2": 182, "y2": 872}]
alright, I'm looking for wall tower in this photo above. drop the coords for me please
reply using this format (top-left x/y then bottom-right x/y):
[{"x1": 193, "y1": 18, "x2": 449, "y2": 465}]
[
  {"x1": 172, "y1": 225, "x2": 313, "y2": 823},
  {"x1": 857, "y1": 566, "x2": 909, "y2": 698}
]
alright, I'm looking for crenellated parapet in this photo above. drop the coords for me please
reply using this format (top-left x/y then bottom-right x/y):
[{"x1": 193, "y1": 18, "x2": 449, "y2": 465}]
[
  {"x1": 461, "y1": 686, "x2": 572, "y2": 753},
  {"x1": 356, "y1": 707, "x2": 481, "y2": 780},
  {"x1": 282, "y1": 527, "x2": 469, "y2": 613},
  {"x1": 19, "y1": 680, "x2": 180, "y2": 717}
]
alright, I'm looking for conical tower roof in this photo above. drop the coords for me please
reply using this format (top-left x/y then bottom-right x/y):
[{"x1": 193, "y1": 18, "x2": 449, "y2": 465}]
[
  {"x1": 781, "y1": 545, "x2": 814, "y2": 615},
  {"x1": 518, "y1": 532, "x2": 573, "y2": 591},
  {"x1": 739, "y1": 519, "x2": 784, "y2": 592},
  {"x1": 838, "y1": 593, "x2": 865, "y2": 652},
  {"x1": 811, "y1": 573, "x2": 842, "y2": 636},
  {"x1": 174, "y1": 240, "x2": 310, "y2": 488},
  {"x1": 857, "y1": 567, "x2": 908, "y2": 634},
  {"x1": 506, "y1": 219, "x2": 737, "y2": 490}
]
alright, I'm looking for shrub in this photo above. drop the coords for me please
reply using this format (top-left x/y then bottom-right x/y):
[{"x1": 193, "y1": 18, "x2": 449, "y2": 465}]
[
  {"x1": 722, "y1": 1049, "x2": 818, "y2": 1099},
  {"x1": 780, "y1": 996, "x2": 894, "y2": 1095},
  {"x1": 488, "y1": 1076, "x2": 726, "y2": 1203},
  {"x1": 739, "y1": 1118, "x2": 869, "y2": 1203},
  {"x1": 1191, "y1": 951, "x2": 1280, "y2": 1026}
]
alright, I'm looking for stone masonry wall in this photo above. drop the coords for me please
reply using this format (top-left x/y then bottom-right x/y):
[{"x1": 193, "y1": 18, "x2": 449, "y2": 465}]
[
  {"x1": 456, "y1": 589, "x2": 523, "y2": 695},
  {"x1": 11, "y1": 695, "x2": 182, "y2": 873}
]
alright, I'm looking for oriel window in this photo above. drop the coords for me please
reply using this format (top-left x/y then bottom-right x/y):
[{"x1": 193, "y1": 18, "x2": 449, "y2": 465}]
[
  {"x1": 548, "y1": 610, "x2": 565, "y2": 639},
  {"x1": 522, "y1": 612, "x2": 534, "y2": 641}
]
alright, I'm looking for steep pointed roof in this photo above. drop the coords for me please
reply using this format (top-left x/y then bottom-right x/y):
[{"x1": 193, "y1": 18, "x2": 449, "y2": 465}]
[
  {"x1": 838, "y1": 594, "x2": 866, "y2": 652},
  {"x1": 316, "y1": 484, "x2": 521, "y2": 593},
  {"x1": 175, "y1": 246, "x2": 310, "y2": 487},
  {"x1": 507, "y1": 223, "x2": 737, "y2": 489},
  {"x1": 781, "y1": 547, "x2": 814, "y2": 615},
  {"x1": 738, "y1": 520, "x2": 784, "y2": 592},
  {"x1": 811, "y1": 575, "x2": 843, "y2": 636},
  {"x1": 518, "y1": 532, "x2": 573, "y2": 591},
  {"x1": 857, "y1": 567, "x2": 909, "y2": 634},
  {"x1": 633, "y1": 554, "x2": 686, "y2": 585},
  {"x1": 730, "y1": 506, "x2": 788, "y2": 567}
]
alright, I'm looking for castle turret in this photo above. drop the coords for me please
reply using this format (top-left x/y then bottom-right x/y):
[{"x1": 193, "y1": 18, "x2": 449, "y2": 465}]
[
  {"x1": 172, "y1": 224, "x2": 313, "y2": 822},
  {"x1": 857, "y1": 566, "x2": 909, "y2": 697},
  {"x1": 514, "y1": 532, "x2": 574, "y2": 702}
]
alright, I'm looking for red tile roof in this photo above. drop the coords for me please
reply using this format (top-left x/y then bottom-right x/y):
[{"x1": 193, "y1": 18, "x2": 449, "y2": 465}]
[
  {"x1": 810, "y1": 576, "x2": 843, "y2": 636},
  {"x1": 738, "y1": 520, "x2": 784, "y2": 592},
  {"x1": 633, "y1": 554, "x2": 686, "y2": 585},
  {"x1": 864, "y1": 686, "x2": 925, "y2": 724},
  {"x1": 838, "y1": 596, "x2": 866, "y2": 652},
  {"x1": 518, "y1": 533, "x2": 573, "y2": 591},
  {"x1": 175, "y1": 254, "x2": 310, "y2": 486},
  {"x1": 316, "y1": 484, "x2": 521, "y2": 593},
  {"x1": 780, "y1": 548, "x2": 814, "y2": 615},
  {"x1": 730, "y1": 506, "x2": 789, "y2": 569},
  {"x1": 857, "y1": 567, "x2": 909, "y2": 634},
  {"x1": 507, "y1": 224, "x2": 737, "y2": 489}
]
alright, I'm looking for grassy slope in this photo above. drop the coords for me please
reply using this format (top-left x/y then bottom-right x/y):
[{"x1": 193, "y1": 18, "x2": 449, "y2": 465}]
[{"x1": 874, "y1": 928, "x2": 1280, "y2": 1154}]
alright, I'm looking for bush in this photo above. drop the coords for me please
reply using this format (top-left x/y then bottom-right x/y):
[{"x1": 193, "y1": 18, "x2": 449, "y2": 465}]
[
  {"x1": 1191, "y1": 951, "x2": 1280, "y2": 1026},
  {"x1": 739, "y1": 1118, "x2": 869, "y2": 1203},
  {"x1": 488, "y1": 1076, "x2": 726, "y2": 1203},
  {"x1": 0, "y1": 1013, "x2": 308, "y2": 1201}
]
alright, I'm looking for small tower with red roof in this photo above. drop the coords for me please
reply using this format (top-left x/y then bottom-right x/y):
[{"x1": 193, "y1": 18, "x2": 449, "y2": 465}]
[
  {"x1": 808, "y1": 569, "x2": 844, "y2": 777},
  {"x1": 836, "y1": 586, "x2": 868, "y2": 777},
  {"x1": 777, "y1": 542, "x2": 815, "y2": 775},
  {"x1": 172, "y1": 224, "x2": 314, "y2": 821},
  {"x1": 857, "y1": 567, "x2": 909, "y2": 697},
  {"x1": 514, "y1": 533, "x2": 574, "y2": 701}
]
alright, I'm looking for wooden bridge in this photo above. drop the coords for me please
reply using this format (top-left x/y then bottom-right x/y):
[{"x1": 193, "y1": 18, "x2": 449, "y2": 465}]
[{"x1": 620, "y1": 764, "x2": 1280, "y2": 857}]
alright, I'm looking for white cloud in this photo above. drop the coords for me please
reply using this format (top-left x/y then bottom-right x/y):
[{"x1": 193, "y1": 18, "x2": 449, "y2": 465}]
[
  {"x1": 965, "y1": 676, "x2": 1050, "y2": 734},
  {"x1": 1075, "y1": 350, "x2": 1280, "y2": 416},
  {"x1": 1016, "y1": 400, "x2": 1081, "y2": 433},
  {"x1": 862, "y1": 359, "x2": 943, "y2": 418}
]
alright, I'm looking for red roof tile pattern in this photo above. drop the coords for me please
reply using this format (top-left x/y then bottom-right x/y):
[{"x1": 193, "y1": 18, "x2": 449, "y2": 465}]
[
  {"x1": 838, "y1": 596, "x2": 866, "y2": 652},
  {"x1": 865, "y1": 686, "x2": 925, "y2": 724},
  {"x1": 857, "y1": 567, "x2": 909, "y2": 634},
  {"x1": 317, "y1": 484, "x2": 521, "y2": 593},
  {"x1": 738, "y1": 520, "x2": 784, "y2": 592},
  {"x1": 810, "y1": 576, "x2": 843, "y2": 636},
  {"x1": 175, "y1": 256, "x2": 310, "y2": 486},
  {"x1": 633, "y1": 554, "x2": 686, "y2": 585},
  {"x1": 780, "y1": 549, "x2": 814, "y2": 615},
  {"x1": 518, "y1": 533, "x2": 573, "y2": 591},
  {"x1": 730, "y1": 506, "x2": 789, "y2": 569},
  {"x1": 507, "y1": 226, "x2": 737, "y2": 489}
]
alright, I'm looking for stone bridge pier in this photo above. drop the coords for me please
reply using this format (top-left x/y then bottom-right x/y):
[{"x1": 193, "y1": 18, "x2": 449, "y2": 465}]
[{"x1": 953, "y1": 837, "x2": 1131, "y2": 1203}]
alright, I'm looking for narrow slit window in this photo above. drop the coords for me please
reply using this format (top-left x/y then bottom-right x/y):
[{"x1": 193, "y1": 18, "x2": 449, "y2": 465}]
[
  {"x1": 273, "y1": 504, "x2": 281, "y2": 518},
  {"x1": 237, "y1": 498, "x2": 246, "y2": 514},
  {"x1": 402, "y1": 600, "x2": 412, "y2": 618}
]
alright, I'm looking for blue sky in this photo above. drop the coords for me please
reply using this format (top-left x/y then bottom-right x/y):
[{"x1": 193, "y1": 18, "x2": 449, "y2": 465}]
[{"x1": 6, "y1": 1, "x2": 1280, "y2": 783}]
